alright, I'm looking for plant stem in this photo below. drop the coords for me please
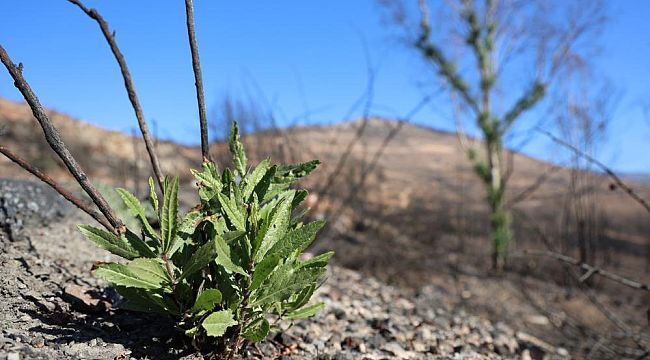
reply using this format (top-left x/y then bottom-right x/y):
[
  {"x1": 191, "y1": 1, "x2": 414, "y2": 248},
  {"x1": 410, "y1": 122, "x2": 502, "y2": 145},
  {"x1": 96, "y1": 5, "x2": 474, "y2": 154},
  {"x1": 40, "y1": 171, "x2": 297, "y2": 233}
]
[{"x1": 184, "y1": 0, "x2": 211, "y2": 162}]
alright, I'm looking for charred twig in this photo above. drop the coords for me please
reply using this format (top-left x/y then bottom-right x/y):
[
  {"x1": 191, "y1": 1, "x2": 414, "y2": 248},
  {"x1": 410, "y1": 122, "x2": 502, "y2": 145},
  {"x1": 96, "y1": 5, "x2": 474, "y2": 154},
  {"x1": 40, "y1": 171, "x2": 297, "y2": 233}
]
[
  {"x1": 184, "y1": 0, "x2": 210, "y2": 163},
  {"x1": 537, "y1": 127, "x2": 650, "y2": 214},
  {"x1": 0, "y1": 146, "x2": 114, "y2": 232},
  {"x1": 0, "y1": 44, "x2": 122, "y2": 233},
  {"x1": 522, "y1": 249, "x2": 650, "y2": 292},
  {"x1": 67, "y1": 0, "x2": 165, "y2": 192}
]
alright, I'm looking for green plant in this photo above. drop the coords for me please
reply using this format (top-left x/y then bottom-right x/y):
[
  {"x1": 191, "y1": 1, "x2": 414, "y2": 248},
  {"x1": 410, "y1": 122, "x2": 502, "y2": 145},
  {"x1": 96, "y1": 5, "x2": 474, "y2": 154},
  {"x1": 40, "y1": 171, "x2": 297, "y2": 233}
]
[{"x1": 78, "y1": 122, "x2": 332, "y2": 356}]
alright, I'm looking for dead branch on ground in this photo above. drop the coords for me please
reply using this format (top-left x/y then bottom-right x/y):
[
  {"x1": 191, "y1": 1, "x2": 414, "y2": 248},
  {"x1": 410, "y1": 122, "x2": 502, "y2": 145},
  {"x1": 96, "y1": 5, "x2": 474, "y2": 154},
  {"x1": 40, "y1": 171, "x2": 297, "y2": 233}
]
[{"x1": 521, "y1": 249, "x2": 649, "y2": 292}]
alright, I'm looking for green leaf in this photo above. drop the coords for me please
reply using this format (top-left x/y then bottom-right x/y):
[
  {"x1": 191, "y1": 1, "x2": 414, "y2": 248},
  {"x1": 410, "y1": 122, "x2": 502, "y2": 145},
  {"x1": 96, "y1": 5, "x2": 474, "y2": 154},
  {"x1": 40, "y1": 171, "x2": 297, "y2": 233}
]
[
  {"x1": 127, "y1": 258, "x2": 171, "y2": 288},
  {"x1": 202, "y1": 309, "x2": 237, "y2": 337},
  {"x1": 268, "y1": 220, "x2": 326, "y2": 259},
  {"x1": 180, "y1": 238, "x2": 218, "y2": 280},
  {"x1": 161, "y1": 176, "x2": 179, "y2": 252},
  {"x1": 274, "y1": 160, "x2": 320, "y2": 184},
  {"x1": 243, "y1": 318, "x2": 270, "y2": 342},
  {"x1": 289, "y1": 284, "x2": 317, "y2": 310},
  {"x1": 243, "y1": 158, "x2": 271, "y2": 200},
  {"x1": 254, "y1": 191, "x2": 294, "y2": 262},
  {"x1": 192, "y1": 162, "x2": 222, "y2": 191},
  {"x1": 229, "y1": 122, "x2": 248, "y2": 176},
  {"x1": 250, "y1": 255, "x2": 279, "y2": 291},
  {"x1": 300, "y1": 251, "x2": 334, "y2": 269},
  {"x1": 123, "y1": 230, "x2": 157, "y2": 258},
  {"x1": 148, "y1": 177, "x2": 159, "y2": 215},
  {"x1": 292, "y1": 189, "x2": 308, "y2": 209},
  {"x1": 167, "y1": 211, "x2": 202, "y2": 257},
  {"x1": 116, "y1": 286, "x2": 177, "y2": 315},
  {"x1": 193, "y1": 162, "x2": 223, "y2": 204},
  {"x1": 214, "y1": 234, "x2": 247, "y2": 275},
  {"x1": 222, "y1": 230, "x2": 245, "y2": 243},
  {"x1": 115, "y1": 188, "x2": 160, "y2": 241},
  {"x1": 95, "y1": 263, "x2": 162, "y2": 289},
  {"x1": 250, "y1": 263, "x2": 324, "y2": 307},
  {"x1": 77, "y1": 225, "x2": 138, "y2": 260},
  {"x1": 190, "y1": 288, "x2": 222, "y2": 314},
  {"x1": 285, "y1": 302, "x2": 325, "y2": 320},
  {"x1": 217, "y1": 192, "x2": 246, "y2": 231},
  {"x1": 184, "y1": 326, "x2": 200, "y2": 337},
  {"x1": 253, "y1": 165, "x2": 277, "y2": 202}
]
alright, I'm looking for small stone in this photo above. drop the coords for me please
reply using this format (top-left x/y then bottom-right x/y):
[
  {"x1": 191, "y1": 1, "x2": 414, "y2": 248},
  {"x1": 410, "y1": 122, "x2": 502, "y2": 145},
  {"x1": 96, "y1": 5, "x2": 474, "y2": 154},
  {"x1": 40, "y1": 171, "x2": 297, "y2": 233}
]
[
  {"x1": 7, "y1": 352, "x2": 20, "y2": 360},
  {"x1": 412, "y1": 341, "x2": 428, "y2": 352},
  {"x1": 381, "y1": 343, "x2": 411, "y2": 358},
  {"x1": 358, "y1": 343, "x2": 367, "y2": 353},
  {"x1": 525, "y1": 314, "x2": 550, "y2": 326},
  {"x1": 31, "y1": 336, "x2": 45, "y2": 348}
]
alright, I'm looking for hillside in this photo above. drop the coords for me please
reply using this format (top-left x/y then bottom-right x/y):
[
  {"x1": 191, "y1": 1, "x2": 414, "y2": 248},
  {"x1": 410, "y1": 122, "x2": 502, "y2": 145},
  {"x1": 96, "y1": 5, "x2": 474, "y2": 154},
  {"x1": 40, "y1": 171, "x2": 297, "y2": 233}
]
[{"x1": 1, "y1": 97, "x2": 649, "y2": 358}]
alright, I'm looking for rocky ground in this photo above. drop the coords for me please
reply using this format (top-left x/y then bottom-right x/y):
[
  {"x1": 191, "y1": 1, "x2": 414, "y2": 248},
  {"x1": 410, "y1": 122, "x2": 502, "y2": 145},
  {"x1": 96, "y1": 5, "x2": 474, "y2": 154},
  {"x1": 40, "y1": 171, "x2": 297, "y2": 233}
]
[{"x1": 0, "y1": 178, "x2": 570, "y2": 359}]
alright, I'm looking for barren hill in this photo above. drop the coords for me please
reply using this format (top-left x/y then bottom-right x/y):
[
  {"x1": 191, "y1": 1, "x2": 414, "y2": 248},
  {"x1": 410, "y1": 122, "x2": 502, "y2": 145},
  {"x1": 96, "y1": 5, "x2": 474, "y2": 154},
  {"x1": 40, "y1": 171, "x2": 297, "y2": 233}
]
[{"x1": 1, "y1": 97, "x2": 649, "y2": 358}]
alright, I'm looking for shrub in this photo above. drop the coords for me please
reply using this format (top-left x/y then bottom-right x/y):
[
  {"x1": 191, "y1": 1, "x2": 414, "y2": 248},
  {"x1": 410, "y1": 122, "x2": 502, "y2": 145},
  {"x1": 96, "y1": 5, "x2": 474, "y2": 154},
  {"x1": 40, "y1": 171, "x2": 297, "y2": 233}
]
[{"x1": 79, "y1": 122, "x2": 332, "y2": 356}]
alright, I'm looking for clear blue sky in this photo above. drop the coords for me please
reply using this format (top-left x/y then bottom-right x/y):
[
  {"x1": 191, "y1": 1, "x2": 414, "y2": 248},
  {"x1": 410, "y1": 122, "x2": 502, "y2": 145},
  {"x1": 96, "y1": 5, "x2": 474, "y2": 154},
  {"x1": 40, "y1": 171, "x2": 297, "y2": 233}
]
[{"x1": 1, "y1": 1, "x2": 649, "y2": 172}]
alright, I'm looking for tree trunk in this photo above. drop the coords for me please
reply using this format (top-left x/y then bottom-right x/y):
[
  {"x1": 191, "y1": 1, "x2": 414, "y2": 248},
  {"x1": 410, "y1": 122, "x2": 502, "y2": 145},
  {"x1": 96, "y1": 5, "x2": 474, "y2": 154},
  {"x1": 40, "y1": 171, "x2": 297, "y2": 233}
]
[{"x1": 487, "y1": 141, "x2": 511, "y2": 272}]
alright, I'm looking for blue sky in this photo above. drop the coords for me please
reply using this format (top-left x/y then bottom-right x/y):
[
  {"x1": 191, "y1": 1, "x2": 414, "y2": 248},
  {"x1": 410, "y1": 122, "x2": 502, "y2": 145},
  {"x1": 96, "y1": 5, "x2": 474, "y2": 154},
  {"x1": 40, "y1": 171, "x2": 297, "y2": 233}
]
[{"x1": 1, "y1": 1, "x2": 649, "y2": 173}]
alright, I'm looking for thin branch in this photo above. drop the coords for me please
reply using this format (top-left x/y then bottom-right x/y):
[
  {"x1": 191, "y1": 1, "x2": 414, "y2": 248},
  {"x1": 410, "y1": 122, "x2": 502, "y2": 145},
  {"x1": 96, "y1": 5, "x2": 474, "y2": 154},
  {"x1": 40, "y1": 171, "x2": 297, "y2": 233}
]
[
  {"x1": 0, "y1": 44, "x2": 123, "y2": 233},
  {"x1": 502, "y1": 81, "x2": 546, "y2": 131},
  {"x1": 184, "y1": 0, "x2": 210, "y2": 163},
  {"x1": 0, "y1": 146, "x2": 114, "y2": 232},
  {"x1": 507, "y1": 164, "x2": 562, "y2": 205},
  {"x1": 521, "y1": 250, "x2": 650, "y2": 292},
  {"x1": 317, "y1": 37, "x2": 376, "y2": 198},
  {"x1": 67, "y1": 0, "x2": 165, "y2": 192},
  {"x1": 319, "y1": 96, "x2": 431, "y2": 238},
  {"x1": 537, "y1": 127, "x2": 650, "y2": 214},
  {"x1": 359, "y1": 95, "x2": 431, "y2": 180},
  {"x1": 415, "y1": 0, "x2": 479, "y2": 114}
]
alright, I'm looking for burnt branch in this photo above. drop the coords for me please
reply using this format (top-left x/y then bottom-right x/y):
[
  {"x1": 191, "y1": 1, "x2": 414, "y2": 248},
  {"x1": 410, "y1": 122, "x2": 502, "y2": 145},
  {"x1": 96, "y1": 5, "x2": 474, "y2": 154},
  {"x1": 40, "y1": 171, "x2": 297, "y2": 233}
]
[
  {"x1": 0, "y1": 146, "x2": 114, "y2": 232},
  {"x1": 537, "y1": 127, "x2": 650, "y2": 214},
  {"x1": 0, "y1": 44, "x2": 123, "y2": 232},
  {"x1": 67, "y1": 0, "x2": 165, "y2": 192},
  {"x1": 522, "y1": 250, "x2": 650, "y2": 292},
  {"x1": 184, "y1": 0, "x2": 210, "y2": 162}
]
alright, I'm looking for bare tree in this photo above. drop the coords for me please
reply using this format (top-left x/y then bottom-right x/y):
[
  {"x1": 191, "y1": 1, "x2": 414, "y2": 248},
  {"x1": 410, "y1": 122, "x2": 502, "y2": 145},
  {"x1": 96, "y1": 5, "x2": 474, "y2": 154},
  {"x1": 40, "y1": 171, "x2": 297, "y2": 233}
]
[
  {"x1": 379, "y1": 0, "x2": 606, "y2": 271},
  {"x1": 553, "y1": 79, "x2": 616, "y2": 267}
]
